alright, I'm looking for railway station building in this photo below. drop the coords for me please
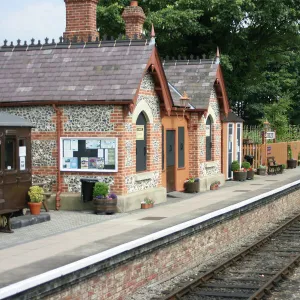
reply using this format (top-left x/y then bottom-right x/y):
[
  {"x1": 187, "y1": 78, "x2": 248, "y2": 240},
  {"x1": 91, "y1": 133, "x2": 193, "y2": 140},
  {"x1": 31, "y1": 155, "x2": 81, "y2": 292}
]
[{"x1": 0, "y1": 0, "x2": 243, "y2": 211}]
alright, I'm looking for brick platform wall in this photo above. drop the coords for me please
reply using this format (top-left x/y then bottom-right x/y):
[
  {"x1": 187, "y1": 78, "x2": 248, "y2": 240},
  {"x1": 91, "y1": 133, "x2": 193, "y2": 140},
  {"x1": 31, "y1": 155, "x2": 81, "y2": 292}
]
[{"x1": 43, "y1": 187, "x2": 300, "y2": 300}]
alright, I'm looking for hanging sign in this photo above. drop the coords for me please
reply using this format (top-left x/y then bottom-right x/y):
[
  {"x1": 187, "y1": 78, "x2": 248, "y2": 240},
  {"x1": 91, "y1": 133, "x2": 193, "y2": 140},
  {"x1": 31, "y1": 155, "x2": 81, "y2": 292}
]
[
  {"x1": 20, "y1": 157, "x2": 26, "y2": 170},
  {"x1": 266, "y1": 132, "x2": 276, "y2": 139},
  {"x1": 136, "y1": 125, "x2": 144, "y2": 140}
]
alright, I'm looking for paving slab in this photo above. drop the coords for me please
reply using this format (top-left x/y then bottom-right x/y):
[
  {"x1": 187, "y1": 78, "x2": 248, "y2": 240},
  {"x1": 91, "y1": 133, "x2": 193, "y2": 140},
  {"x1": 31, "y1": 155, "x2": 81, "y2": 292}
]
[{"x1": 0, "y1": 169, "x2": 300, "y2": 290}]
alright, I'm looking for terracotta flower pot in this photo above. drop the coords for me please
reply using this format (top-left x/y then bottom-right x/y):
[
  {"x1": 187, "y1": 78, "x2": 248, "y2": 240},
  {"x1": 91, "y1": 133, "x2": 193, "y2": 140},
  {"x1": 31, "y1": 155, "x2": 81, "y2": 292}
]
[
  {"x1": 141, "y1": 203, "x2": 153, "y2": 209},
  {"x1": 93, "y1": 198, "x2": 117, "y2": 214},
  {"x1": 28, "y1": 202, "x2": 42, "y2": 215},
  {"x1": 210, "y1": 185, "x2": 218, "y2": 190}
]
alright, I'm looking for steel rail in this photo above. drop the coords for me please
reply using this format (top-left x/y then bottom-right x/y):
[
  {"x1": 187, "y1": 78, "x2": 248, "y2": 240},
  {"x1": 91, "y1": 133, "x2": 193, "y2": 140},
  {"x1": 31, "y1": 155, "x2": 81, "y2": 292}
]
[{"x1": 160, "y1": 213, "x2": 300, "y2": 300}]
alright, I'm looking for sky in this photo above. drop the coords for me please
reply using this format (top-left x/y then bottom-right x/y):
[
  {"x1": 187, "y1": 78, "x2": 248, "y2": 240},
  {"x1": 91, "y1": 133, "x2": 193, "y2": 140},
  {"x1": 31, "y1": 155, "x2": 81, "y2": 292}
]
[{"x1": 0, "y1": 0, "x2": 65, "y2": 45}]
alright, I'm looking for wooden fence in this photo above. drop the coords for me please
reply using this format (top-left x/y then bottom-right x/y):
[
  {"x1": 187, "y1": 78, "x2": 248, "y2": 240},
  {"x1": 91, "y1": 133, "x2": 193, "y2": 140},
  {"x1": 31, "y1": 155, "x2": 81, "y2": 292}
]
[{"x1": 243, "y1": 141, "x2": 300, "y2": 169}]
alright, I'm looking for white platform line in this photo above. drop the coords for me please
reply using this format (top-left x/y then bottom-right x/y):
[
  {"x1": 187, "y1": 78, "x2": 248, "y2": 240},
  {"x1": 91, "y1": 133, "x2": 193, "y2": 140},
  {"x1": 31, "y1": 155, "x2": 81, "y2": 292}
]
[{"x1": 1, "y1": 179, "x2": 299, "y2": 299}]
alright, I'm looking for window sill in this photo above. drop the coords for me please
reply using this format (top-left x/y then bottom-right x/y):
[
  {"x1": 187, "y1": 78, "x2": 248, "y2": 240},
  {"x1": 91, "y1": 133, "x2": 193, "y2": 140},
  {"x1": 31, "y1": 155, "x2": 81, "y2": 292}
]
[
  {"x1": 135, "y1": 171, "x2": 154, "y2": 181},
  {"x1": 205, "y1": 161, "x2": 218, "y2": 168},
  {"x1": 177, "y1": 167, "x2": 186, "y2": 170}
]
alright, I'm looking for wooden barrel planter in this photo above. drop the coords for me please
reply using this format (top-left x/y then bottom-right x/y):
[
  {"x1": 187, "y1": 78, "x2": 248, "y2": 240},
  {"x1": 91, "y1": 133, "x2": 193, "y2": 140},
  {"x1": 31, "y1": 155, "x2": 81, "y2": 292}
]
[
  {"x1": 257, "y1": 168, "x2": 266, "y2": 175},
  {"x1": 233, "y1": 171, "x2": 247, "y2": 181},
  {"x1": 247, "y1": 170, "x2": 255, "y2": 180},
  {"x1": 287, "y1": 159, "x2": 297, "y2": 169},
  {"x1": 184, "y1": 181, "x2": 199, "y2": 193},
  {"x1": 93, "y1": 198, "x2": 117, "y2": 214}
]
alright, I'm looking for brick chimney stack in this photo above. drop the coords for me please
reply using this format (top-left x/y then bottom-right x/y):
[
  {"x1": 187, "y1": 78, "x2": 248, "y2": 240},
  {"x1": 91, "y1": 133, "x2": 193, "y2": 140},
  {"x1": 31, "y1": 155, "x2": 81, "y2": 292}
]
[
  {"x1": 122, "y1": 1, "x2": 146, "y2": 39},
  {"x1": 64, "y1": 0, "x2": 99, "y2": 42}
]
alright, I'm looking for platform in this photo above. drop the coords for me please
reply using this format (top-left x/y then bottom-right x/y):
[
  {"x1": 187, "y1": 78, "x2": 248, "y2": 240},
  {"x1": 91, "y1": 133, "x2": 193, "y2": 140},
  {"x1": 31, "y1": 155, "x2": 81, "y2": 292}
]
[{"x1": 1, "y1": 168, "x2": 300, "y2": 299}]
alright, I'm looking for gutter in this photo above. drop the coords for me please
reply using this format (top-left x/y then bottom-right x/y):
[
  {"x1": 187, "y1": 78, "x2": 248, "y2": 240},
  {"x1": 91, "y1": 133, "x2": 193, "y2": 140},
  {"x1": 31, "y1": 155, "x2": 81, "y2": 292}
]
[{"x1": 52, "y1": 104, "x2": 62, "y2": 210}]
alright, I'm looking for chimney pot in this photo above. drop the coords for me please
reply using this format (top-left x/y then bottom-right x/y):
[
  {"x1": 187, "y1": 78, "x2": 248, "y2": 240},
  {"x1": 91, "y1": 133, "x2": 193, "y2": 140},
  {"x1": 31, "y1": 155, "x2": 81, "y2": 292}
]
[{"x1": 130, "y1": 1, "x2": 138, "y2": 6}]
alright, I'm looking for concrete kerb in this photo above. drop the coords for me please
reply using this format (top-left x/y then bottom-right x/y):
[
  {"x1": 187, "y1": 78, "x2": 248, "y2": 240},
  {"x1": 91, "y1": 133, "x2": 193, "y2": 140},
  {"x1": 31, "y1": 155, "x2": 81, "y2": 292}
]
[{"x1": 1, "y1": 179, "x2": 300, "y2": 299}]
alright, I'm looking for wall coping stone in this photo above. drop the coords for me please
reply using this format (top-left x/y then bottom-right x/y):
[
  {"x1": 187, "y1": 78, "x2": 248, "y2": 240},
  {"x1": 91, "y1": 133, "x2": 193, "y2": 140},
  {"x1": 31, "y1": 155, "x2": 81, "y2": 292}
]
[{"x1": 134, "y1": 171, "x2": 154, "y2": 181}]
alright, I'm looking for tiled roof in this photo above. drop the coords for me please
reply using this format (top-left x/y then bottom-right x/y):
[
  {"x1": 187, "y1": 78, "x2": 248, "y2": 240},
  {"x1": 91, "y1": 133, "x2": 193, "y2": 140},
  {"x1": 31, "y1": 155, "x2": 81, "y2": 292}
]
[
  {"x1": 0, "y1": 40, "x2": 153, "y2": 103},
  {"x1": 163, "y1": 59, "x2": 218, "y2": 110},
  {"x1": 221, "y1": 111, "x2": 244, "y2": 123}
]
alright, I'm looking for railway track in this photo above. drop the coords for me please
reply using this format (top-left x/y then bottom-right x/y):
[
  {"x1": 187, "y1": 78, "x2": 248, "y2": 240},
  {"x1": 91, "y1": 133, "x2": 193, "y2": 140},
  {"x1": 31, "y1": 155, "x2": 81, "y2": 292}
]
[{"x1": 159, "y1": 213, "x2": 300, "y2": 300}]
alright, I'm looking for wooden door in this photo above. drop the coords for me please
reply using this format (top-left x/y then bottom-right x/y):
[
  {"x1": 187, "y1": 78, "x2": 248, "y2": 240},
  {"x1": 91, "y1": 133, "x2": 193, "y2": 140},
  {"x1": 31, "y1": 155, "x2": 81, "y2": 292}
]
[
  {"x1": 206, "y1": 117, "x2": 212, "y2": 161},
  {"x1": 136, "y1": 113, "x2": 147, "y2": 172},
  {"x1": 166, "y1": 130, "x2": 175, "y2": 192},
  {"x1": 3, "y1": 128, "x2": 31, "y2": 213},
  {"x1": 16, "y1": 132, "x2": 32, "y2": 209},
  {"x1": 0, "y1": 129, "x2": 4, "y2": 211}
]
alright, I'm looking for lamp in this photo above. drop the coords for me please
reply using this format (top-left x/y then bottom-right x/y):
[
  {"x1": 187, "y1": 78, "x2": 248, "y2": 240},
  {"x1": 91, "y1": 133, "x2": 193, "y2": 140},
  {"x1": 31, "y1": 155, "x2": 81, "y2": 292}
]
[
  {"x1": 263, "y1": 119, "x2": 270, "y2": 131},
  {"x1": 177, "y1": 91, "x2": 190, "y2": 120}
]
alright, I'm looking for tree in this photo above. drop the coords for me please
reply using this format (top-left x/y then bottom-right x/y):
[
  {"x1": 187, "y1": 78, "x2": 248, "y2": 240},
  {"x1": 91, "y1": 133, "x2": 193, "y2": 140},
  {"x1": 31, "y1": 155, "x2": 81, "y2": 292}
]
[{"x1": 96, "y1": 0, "x2": 300, "y2": 125}]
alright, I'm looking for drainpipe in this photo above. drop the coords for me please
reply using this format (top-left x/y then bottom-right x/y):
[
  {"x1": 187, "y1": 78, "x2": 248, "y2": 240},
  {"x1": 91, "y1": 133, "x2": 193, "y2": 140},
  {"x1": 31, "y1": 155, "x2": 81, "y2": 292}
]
[{"x1": 53, "y1": 104, "x2": 62, "y2": 210}]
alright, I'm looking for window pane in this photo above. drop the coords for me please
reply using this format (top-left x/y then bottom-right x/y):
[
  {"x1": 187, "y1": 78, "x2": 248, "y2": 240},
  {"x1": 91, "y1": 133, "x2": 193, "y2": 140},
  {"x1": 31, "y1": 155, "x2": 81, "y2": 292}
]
[
  {"x1": 5, "y1": 137, "x2": 16, "y2": 170},
  {"x1": 178, "y1": 127, "x2": 185, "y2": 168}
]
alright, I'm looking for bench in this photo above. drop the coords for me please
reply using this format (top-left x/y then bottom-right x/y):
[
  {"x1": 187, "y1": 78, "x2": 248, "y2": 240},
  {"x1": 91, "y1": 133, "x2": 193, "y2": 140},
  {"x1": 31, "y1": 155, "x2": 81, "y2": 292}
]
[{"x1": 267, "y1": 157, "x2": 283, "y2": 175}]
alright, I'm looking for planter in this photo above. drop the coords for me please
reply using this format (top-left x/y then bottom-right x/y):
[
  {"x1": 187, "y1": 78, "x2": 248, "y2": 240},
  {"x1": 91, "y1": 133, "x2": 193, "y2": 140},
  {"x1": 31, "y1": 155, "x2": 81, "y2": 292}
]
[
  {"x1": 247, "y1": 170, "x2": 255, "y2": 180},
  {"x1": 257, "y1": 168, "x2": 267, "y2": 176},
  {"x1": 184, "y1": 181, "x2": 199, "y2": 193},
  {"x1": 28, "y1": 202, "x2": 42, "y2": 215},
  {"x1": 233, "y1": 171, "x2": 247, "y2": 181},
  {"x1": 210, "y1": 185, "x2": 219, "y2": 191},
  {"x1": 93, "y1": 198, "x2": 117, "y2": 214},
  {"x1": 141, "y1": 203, "x2": 153, "y2": 209},
  {"x1": 287, "y1": 159, "x2": 297, "y2": 169}
]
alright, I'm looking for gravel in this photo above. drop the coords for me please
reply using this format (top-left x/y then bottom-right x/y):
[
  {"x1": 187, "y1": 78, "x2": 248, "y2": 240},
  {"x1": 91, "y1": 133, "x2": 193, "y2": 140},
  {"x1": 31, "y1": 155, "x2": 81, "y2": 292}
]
[{"x1": 125, "y1": 214, "x2": 295, "y2": 300}]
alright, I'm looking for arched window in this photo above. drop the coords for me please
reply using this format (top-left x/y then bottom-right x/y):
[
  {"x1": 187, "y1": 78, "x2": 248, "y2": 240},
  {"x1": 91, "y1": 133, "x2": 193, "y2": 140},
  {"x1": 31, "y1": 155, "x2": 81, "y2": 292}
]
[
  {"x1": 206, "y1": 115, "x2": 213, "y2": 161},
  {"x1": 136, "y1": 112, "x2": 147, "y2": 172}
]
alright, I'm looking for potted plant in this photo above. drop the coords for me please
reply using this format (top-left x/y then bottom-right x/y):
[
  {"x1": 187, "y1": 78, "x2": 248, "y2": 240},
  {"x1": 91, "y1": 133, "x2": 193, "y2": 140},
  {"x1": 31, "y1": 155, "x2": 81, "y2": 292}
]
[
  {"x1": 257, "y1": 164, "x2": 267, "y2": 175},
  {"x1": 242, "y1": 161, "x2": 255, "y2": 180},
  {"x1": 184, "y1": 177, "x2": 200, "y2": 193},
  {"x1": 93, "y1": 182, "x2": 118, "y2": 214},
  {"x1": 28, "y1": 185, "x2": 44, "y2": 215},
  {"x1": 231, "y1": 161, "x2": 247, "y2": 181},
  {"x1": 141, "y1": 197, "x2": 155, "y2": 209},
  {"x1": 210, "y1": 181, "x2": 220, "y2": 190},
  {"x1": 287, "y1": 144, "x2": 297, "y2": 168}
]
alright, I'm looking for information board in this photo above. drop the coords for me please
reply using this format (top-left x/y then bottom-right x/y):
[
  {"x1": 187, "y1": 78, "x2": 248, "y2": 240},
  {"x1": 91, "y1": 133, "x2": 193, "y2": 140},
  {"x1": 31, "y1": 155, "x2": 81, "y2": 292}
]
[{"x1": 60, "y1": 137, "x2": 118, "y2": 172}]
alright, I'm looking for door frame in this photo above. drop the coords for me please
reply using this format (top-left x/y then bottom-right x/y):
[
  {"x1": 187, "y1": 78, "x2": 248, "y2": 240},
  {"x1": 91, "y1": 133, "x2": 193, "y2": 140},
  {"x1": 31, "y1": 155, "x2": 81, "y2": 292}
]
[
  {"x1": 227, "y1": 123, "x2": 234, "y2": 179},
  {"x1": 236, "y1": 123, "x2": 242, "y2": 167},
  {"x1": 206, "y1": 116, "x2": 212, "y2": 161}
]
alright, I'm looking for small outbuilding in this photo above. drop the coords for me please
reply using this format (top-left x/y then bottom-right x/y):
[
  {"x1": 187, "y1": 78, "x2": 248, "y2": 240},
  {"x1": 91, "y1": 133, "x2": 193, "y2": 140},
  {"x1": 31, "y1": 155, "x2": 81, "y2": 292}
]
[{"x1": 0, "y1": 112, "x2": 33, "y2": 232}]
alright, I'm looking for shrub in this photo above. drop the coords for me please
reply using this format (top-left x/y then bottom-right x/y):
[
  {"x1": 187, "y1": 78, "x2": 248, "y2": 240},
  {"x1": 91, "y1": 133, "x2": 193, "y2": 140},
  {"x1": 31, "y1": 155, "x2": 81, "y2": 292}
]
[
  {"x1": 282, "y1": 164, "x2": 286, "y2": 169},
  {"x1": 28, "y1": 186, "x2": 44, "y2": 203},
  {"x1": 93, "y1": 182, "x2": 109, "y2": 198},
  {"x1": 231, "y1": 161, "x2": 240, "y2": 172},
  {"x1": 241, "y1": 161, "x2": 251, "y2": 170}
]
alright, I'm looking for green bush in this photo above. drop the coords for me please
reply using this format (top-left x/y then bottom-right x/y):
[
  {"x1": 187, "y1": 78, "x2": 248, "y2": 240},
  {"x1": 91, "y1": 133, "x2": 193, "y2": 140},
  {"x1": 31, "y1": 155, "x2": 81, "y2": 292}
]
[
  {"x1": 241, "y1": 161, "x2": 251, "y2": 170},
  {"x1": 93, "y1": 182, "x2": 109, "y2": 198},
  {"x1": 231, "y1": 160, "x2": 240, "y2": 172},
  {"x1": 282, "y1": 164, "x2": 286, "y2": 169},
  {"x1": 28, "y1": 186, "x2": 44, "y2": 203}
]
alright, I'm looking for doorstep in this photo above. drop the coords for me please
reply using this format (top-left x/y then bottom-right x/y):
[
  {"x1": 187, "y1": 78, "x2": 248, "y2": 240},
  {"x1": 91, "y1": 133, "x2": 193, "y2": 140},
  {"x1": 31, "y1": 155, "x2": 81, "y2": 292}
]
[{"x1": 10, "y1": 213, "x2": 51, "y2": 229}]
